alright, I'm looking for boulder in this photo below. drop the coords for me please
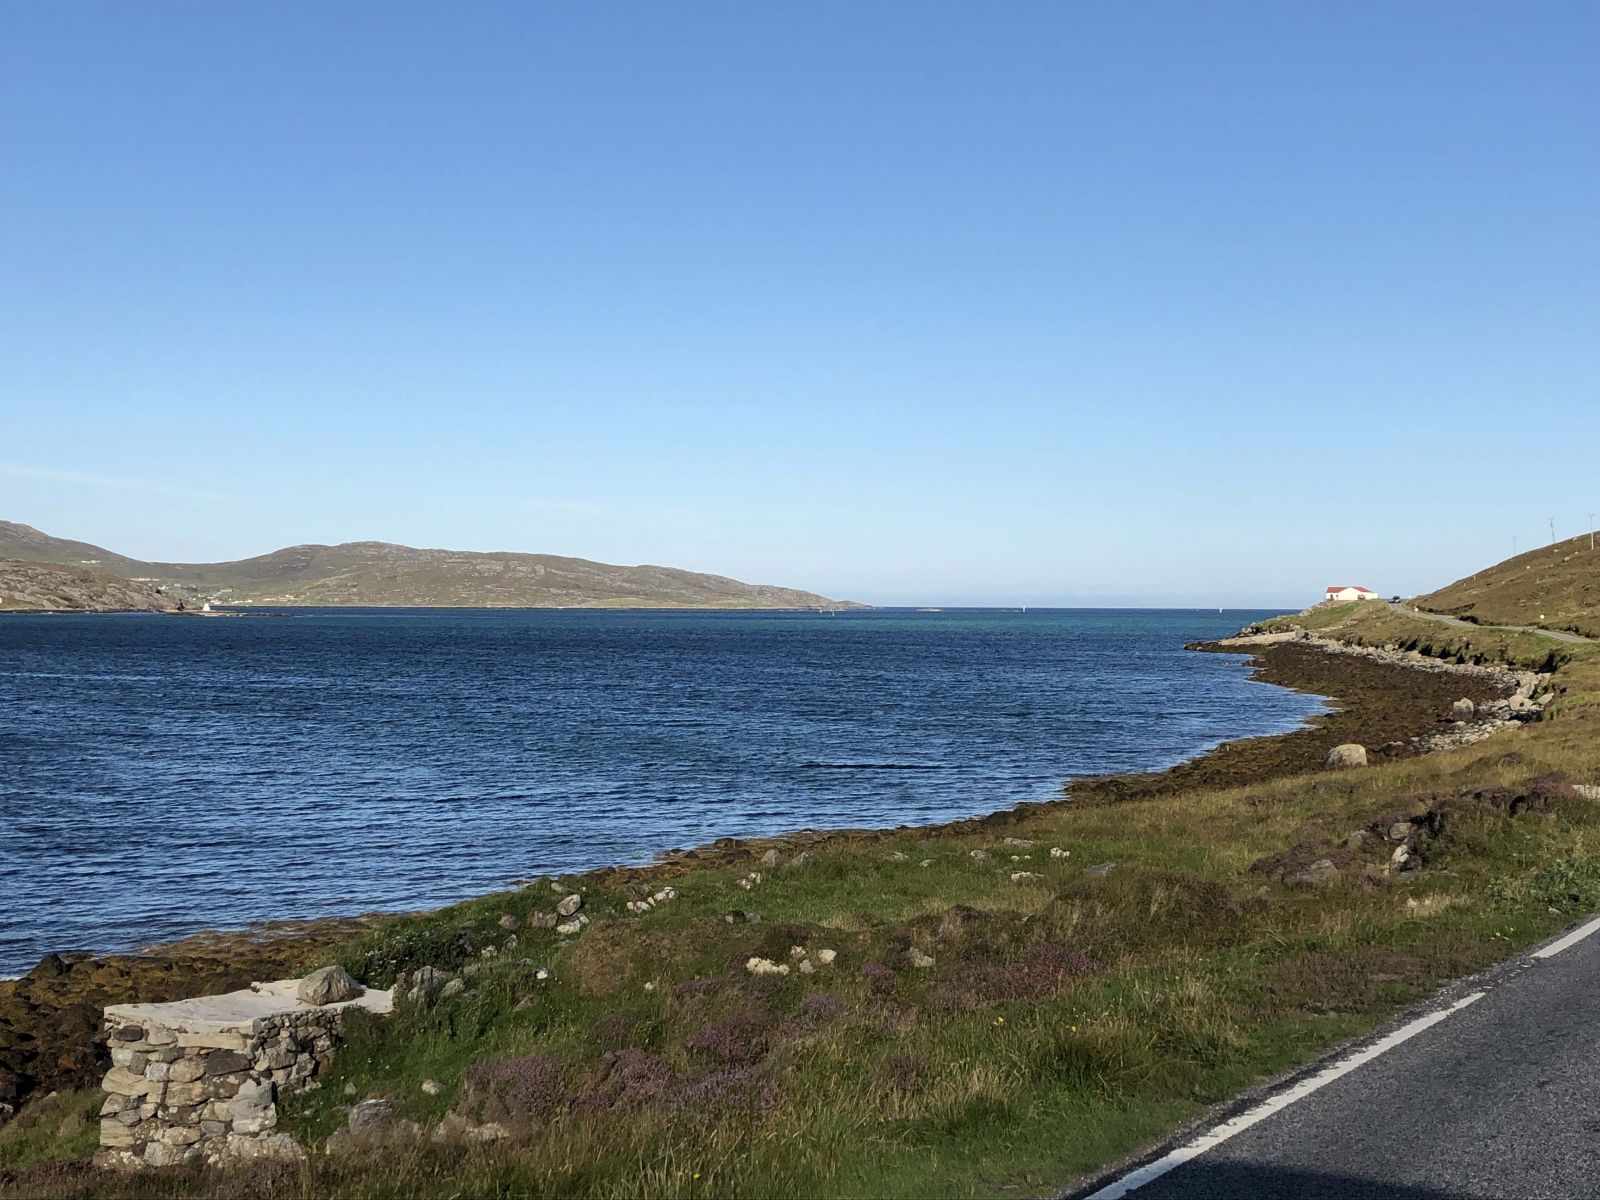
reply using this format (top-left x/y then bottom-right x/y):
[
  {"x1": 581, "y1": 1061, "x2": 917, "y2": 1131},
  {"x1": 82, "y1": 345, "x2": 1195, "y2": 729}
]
[
  {"x1": 1451, "y1": 698, "x2": 1476, "y2": 719},
  {"x1": 1082, "y1": 862, "x2": 1116, "y2": 879},
  {"x1": 407, "y1": 965, "x2": 446, "y2": 1000},
  {"x1": 906, "y1": 948, "x2": 936, "y2": 969},
  {"x1": 347, "y1": 1099, "x2": 399, "y2": 1136},
  {"x1": 555, "y1": 894, "x2": 583, "y2": 918},
  {"x1": 296, "y1": 965, "x2": 362, "y2": 1007},
  {"x1": 1285, "y1": 859, "x2": 1340, "y2": 889},
  {"x1": 1325, "y1": 744, "x2": 1368, "y2": 769}
]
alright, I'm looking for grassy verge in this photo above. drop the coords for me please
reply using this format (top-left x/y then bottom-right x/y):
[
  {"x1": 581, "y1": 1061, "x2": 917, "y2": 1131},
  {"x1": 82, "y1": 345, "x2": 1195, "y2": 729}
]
[{"x1": 6, "y1": 609, "x2": 1600, "y2": 1198}]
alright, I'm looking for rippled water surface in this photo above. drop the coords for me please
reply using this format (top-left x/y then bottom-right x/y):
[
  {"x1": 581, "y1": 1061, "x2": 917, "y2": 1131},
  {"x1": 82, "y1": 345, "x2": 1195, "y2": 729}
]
[{"x1": 0, "y1": 607, "x2": 1322, "y2": 975}]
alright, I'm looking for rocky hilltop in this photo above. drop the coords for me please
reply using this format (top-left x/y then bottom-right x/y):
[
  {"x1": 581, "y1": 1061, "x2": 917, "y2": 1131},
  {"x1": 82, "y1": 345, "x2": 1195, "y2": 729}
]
[
  {"x1": 0, "y1": 560, "x2": 177, "y2": 613},
  {"x1": 0, "y1": 521, "x2": 860, "y2": 610}
]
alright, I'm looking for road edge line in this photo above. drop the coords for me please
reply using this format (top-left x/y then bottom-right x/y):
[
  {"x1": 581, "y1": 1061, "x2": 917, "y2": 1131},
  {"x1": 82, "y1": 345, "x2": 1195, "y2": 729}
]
[
  {"x1": 1531, "y1": 914, "x2": 1600, "y2": 959},
  {"x1": 1083, "y1": 991, "x2": 1485, "y2": 1199}
]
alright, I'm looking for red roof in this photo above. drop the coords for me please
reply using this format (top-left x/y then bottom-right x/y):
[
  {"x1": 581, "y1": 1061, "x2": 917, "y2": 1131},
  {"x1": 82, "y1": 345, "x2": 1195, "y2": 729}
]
[{"x1": 1325, "y1": 585, "x2": 1374, "y2": 593}]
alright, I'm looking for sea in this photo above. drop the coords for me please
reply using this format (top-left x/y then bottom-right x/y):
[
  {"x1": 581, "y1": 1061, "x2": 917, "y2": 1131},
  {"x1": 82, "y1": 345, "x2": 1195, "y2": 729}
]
[{"x1": 0, "y1": 607, "x2": 1323, "y2": 977}]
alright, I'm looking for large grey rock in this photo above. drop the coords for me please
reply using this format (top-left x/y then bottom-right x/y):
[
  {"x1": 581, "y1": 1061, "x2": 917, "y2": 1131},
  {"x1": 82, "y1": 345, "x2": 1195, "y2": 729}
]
[
  {"x1": 347, "y1": 1098, "x2": 398, "y2": 1135},
  {"x1": 297, "y1": 965, "x2": 363, "y2": 1007},
  {"x1": 325, "y1": 1098, "x2": 421, "y2": 1154},
  {"x1": 555, "y1": 893, "x2": 583, "y2": 918},
  {"x1": 407, "y1": 965, "x2": 446, "y2": 999},
  {"x1": 1325, "y1": 743, "x2": 1368, "y2": 768},
  {"x1": 1286, "y1": 859, "x2": 1340, "y2": 888},
  {"x1": 1452, "y1": 698, "x2": 1476, "y2": 719}
]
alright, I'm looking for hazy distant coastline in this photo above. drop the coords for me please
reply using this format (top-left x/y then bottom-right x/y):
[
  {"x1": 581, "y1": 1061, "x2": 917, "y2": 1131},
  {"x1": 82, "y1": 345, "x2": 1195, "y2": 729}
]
[{"x1": 0, "y1": 520, "x2": 861, "y2": 612}]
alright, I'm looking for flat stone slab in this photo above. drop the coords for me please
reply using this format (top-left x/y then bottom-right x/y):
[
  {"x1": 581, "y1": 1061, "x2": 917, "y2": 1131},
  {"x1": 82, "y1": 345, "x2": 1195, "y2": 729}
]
[{"x1": 105, "y1": 978, "x2": 393, "y2": 1034}]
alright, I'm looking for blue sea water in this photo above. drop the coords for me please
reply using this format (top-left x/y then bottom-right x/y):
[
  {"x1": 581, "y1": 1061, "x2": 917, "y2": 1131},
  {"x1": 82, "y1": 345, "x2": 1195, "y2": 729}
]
[{"x1": 0, "y1": 607, "x2": 1322, "y2": 976}]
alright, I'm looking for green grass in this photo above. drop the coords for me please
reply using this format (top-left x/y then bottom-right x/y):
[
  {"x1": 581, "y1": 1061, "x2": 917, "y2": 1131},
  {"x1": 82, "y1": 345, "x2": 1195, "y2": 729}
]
[{"x1": 0, "y1": 1089, "x2": 100, "y2": 1171}]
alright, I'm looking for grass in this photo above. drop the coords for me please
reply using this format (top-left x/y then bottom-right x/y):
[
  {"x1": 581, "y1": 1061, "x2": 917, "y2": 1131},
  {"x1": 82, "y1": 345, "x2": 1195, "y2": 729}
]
[
  {"x1": 6, "y1": 606, "x2": 1600, "y2": 1198},
  {"x1": 1416, "y1": 533, "x2": 1600, "y2": 639},
  {"x1": 0, "y1": 1091, "x2": 100, "y2": 1171}
]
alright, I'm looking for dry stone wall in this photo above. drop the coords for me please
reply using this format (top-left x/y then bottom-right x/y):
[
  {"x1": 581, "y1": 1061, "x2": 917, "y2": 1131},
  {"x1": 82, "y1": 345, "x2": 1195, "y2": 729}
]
[{"x1": 95, "y1": 977, "x2": 390, "y2": 1170}]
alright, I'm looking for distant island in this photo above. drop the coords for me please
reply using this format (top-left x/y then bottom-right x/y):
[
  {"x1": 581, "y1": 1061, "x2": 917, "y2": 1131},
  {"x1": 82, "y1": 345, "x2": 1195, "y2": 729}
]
[{"x1": 0, "y1": 520, "x2": 863, "y2": 612}]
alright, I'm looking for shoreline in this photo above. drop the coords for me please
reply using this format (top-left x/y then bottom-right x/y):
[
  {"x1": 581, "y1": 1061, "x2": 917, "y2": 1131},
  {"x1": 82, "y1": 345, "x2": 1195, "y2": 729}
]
[{"x1": 0, "y1": 631, "x2": 1504, "y2": 1120}]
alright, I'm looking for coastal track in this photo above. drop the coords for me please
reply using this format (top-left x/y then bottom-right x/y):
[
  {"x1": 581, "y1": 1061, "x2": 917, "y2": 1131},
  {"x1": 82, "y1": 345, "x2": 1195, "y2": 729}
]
[
  {"x1": 1071, "y1": 916, "x2": 1600, "y2": 1199},
  {"x1": 1384, "y1": 600, "x2": 1594, "y2": 646}
]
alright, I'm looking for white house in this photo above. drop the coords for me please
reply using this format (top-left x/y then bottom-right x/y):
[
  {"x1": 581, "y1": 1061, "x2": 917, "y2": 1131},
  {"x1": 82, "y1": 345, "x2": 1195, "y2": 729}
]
[{"x1": 1324, "y1": 585, "x2": 1379, "y2": 603}]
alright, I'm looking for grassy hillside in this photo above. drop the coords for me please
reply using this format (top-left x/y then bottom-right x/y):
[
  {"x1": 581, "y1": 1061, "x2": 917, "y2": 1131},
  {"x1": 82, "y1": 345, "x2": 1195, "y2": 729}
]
[
  {"x1": 1416, "y1": 533, "x2": 1600, "y2": 638},
  {"x1": 0, "y1": 560, "x2": 176, "y2": 613},
  {"x1": 0, "y1": 522, "x2": 858, "y2": 610},
  {"x1": 0, "y1": 522, "x2": 143, "y2": 574}
]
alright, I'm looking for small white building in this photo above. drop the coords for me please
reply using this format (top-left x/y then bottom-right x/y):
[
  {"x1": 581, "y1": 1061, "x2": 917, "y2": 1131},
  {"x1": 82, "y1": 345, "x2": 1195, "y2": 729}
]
[{"x1": 1324, "y1": 585, "x2": 1379, "y2": 603}]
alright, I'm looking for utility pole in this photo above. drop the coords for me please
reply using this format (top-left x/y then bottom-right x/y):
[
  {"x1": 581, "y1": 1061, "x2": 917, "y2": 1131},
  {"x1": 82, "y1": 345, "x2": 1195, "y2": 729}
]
[
  {"x1": 1590, "y1": 513, "x2": 1596, "y2": 551},
  {"x1": 1549, "y1": 517, "x2": 1556, "y2": 545},
  {"x1": 1513, "y1": 535, "x2": 1518, "y2": 558}
]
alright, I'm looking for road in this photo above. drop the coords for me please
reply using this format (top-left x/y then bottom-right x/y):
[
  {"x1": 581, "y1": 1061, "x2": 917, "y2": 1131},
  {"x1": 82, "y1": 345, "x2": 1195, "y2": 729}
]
[
  {"x1": 1076, "y1": 918, "x2": 1600, "y2": 1199},
  {"x1": 1383, "y1": 600, "x2": 1593, "y2": 645}
]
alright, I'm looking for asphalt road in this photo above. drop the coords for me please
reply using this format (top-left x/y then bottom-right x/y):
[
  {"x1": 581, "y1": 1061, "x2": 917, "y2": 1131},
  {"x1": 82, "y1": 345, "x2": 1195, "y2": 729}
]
[
  {"x1": 1384, "y1": 600, "x2": 1593, "y2": 645},
  {"x1": 1078, "y1": 918, "x2": 1600, "y2": 1199}
]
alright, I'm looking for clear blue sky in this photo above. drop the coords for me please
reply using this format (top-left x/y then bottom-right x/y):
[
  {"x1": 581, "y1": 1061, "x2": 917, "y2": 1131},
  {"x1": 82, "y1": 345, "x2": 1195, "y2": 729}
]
[{"x1": 3, "y1": 1, "x2": 1595, "y2": 606}]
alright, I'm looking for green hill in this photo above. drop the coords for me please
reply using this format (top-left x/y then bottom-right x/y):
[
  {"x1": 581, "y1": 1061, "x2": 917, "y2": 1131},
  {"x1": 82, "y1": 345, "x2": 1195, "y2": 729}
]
[
  {"x1": 0, "y1": 521, "x2": 860, "y2": 610},
  {"x1": 1417, "y1": 533, "x2": 1600, "y2": 638},
  {"x1": 0, "y1": 559, "x2": 177, "y2": 612}
]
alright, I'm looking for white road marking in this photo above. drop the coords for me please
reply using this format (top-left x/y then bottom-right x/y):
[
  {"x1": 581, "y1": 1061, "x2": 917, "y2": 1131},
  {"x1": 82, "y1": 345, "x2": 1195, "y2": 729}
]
[
  {"x1": 1532, "y1": 915, "x2": 1600, "y2": 959},
  {"x1": 1086, "y1": 991, "x2": 1486, "y2": 1199}
]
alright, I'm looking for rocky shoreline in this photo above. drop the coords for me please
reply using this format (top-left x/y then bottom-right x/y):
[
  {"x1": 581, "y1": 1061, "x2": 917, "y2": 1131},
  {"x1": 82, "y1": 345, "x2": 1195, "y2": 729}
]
[{"x1": 0, "y1": 628, "x2": 1533, "y2": 1129}]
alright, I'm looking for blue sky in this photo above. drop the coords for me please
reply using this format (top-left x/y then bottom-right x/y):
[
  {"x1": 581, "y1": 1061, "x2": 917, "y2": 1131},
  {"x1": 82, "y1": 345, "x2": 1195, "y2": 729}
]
[{"x1": 3, "y1": 1, "x2": 1595, "y2": 606}]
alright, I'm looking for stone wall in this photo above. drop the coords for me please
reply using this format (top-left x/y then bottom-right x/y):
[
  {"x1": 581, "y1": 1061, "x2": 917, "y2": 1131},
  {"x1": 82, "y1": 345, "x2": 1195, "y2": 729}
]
[{"x1": 95, "y1": 976, "x2": 390, "y2": 1170}]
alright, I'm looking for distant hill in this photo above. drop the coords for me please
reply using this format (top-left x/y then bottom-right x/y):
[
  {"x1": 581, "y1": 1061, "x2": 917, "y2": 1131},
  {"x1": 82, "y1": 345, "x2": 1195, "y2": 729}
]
[
  {"x1": 0, "y1": 521, "x2": 860, "y2": 610},
  {"x1": 0, "y1": 560, "x2": 177, "y2": 613},
  {"x1": 1416, "y1": 534, "x2": 1600, "y2": 638}
]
